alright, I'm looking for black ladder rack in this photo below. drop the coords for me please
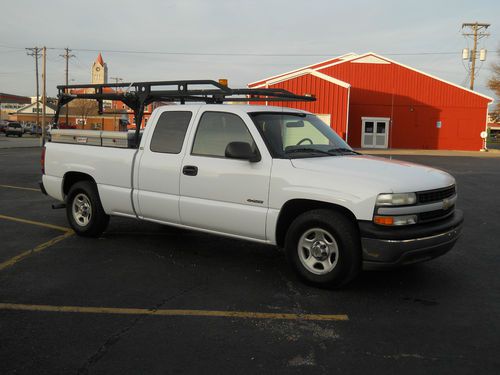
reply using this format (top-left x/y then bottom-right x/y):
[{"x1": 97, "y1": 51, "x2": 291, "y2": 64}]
[{"x1": 54, "y1": 79, "x2": 316, "y2": 148}]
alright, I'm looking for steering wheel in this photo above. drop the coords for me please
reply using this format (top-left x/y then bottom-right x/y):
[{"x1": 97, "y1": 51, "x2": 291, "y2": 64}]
[{"x1": 297, "y1": 138, "x2": 313, "y2": 145}]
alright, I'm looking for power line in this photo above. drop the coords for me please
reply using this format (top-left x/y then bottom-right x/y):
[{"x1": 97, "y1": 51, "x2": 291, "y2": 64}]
[
  {"x1": 70, "y1": 56, "x2": 90, "y2": 72},
  {"x1": 64, "y1": 48, "x2": 499, "y2": 57},
  {"x1": 4, "y1": 43, "x2": 500, "y2": 58}
]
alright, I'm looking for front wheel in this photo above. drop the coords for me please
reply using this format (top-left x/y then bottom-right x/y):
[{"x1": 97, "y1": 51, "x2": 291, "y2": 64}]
[
  {"x1": 285, "y1": 209, "x2": 361, "y2": 288},
  {"x1": 66, "y1": 181, "x2": 109, "y2": 237}
]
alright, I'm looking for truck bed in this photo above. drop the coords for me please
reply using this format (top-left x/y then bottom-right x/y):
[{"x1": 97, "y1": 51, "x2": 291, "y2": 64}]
[{"x1": 44, "y1": 141, "x2": 137, "y2": 216}]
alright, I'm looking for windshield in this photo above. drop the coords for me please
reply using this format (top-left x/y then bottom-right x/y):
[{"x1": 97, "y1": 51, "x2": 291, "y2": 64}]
[{"x1": 250, "y1": 112, "x2": 357, "y2": 158}]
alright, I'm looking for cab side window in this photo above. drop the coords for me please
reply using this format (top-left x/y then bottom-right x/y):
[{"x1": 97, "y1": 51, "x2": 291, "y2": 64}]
[
  {"x1": 192, "y1": 112, "x2": 255, "y2": 158},
  {"x1": 150, "y1": 111, "x2": 192, "y2": 154}
]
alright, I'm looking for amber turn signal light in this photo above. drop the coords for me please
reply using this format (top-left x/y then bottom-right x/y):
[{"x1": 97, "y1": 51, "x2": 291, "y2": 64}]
[
  {"x1": 373, "y1": 216, "x2": 394, "y2": 225},
  {"x1": 373, "y1": 215, "x2": 417, "y2": 226}
]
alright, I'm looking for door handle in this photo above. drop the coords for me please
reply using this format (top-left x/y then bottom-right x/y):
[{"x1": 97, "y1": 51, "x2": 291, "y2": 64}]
[{"x1": 182, "y1": 165, "x2": 198, "y2": 176}]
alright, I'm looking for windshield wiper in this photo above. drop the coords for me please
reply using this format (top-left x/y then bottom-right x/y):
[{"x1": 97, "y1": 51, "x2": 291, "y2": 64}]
[
  {"x1": 284, "y1": 148, "x2": 337, "y2": 157},
  {"x1": 327, "y1": 148, "x2": 361, "y2": 155}
]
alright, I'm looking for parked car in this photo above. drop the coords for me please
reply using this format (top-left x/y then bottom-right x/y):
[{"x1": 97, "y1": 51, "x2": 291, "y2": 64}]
[
  {"x1": 28, "y1": 124, "x2": 42, "y2": 135},
  {"x1": 0, "y1": 120, "x2": 8, "y2": 133},
  {"x1": 21, "y1": 123, "x2": 32, "y2": 133},
  {"x1": 5, "y1": 122, "x2": 23, "y2": 137}
]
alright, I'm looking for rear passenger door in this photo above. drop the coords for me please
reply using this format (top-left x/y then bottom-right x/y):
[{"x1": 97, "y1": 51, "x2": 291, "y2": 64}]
[
  {"x1": 179, "y1": 110, "x2": 272, "y2": 240},
  {"x1": 137, "y1": 109, "x2": 194, "y2": 224}
]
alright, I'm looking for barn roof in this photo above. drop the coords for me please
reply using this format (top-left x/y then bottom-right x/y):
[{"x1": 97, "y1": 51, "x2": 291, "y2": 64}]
[
  {"x1": 250, "y1": 68, "x2": 350, "y2": 89},
  {"x1": 248, "y1": 53, "x2": 357, "y2": 87},
  {"x1": 249, "y1": 52, "x2": 494, "y2": 102}
]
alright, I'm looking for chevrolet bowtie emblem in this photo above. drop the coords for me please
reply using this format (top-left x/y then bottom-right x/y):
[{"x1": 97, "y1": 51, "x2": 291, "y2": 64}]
[{"x1": 442, "y1": 198, "x2": 451, "y2": 210}]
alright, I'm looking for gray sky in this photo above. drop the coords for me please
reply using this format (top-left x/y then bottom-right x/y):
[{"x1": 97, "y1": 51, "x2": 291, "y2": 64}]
[{"x1": 1, "y1": 0, "x2": 498, "y2": 102}]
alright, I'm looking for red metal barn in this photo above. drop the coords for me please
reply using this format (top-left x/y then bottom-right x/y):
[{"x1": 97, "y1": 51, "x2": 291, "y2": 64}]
[{"x1": 249, "y1": 53, "x2": 494, "y2": 151}]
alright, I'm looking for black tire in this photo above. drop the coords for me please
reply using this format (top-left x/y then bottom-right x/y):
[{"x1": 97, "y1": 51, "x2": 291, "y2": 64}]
[
  {"x1": 18, "y1": 134, "x2": 22, "y2": 137},
  {"x1": 284, "y1": 209, "x2": 361, "y2": 288},
  {"x1": 66, "y1": 181, "x2": 109, "y2": 237}
]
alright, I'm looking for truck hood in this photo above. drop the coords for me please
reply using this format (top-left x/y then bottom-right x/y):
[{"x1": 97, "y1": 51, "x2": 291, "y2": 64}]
[{"x1": 290, "y1": 155, "x2": 455, "y2": 193}]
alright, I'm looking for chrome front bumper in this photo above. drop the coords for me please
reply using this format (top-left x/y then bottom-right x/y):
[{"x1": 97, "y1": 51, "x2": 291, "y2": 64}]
[{"x1": 360, "y1": 210, "x2": 464, "y2": 270}]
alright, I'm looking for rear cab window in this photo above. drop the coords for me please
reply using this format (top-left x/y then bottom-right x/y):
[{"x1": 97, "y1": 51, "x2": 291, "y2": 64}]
[{"x1": 150, "y1": 111, "x2": 192, "y2": 154}]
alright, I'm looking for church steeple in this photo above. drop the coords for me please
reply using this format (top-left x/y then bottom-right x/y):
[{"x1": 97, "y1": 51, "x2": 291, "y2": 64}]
[
  {"x1": 91, "y1": 53, "x2": 108, "y2": 84},
  {"x1": 96, "y1": 53, "x2": 104, "y2": 66}
]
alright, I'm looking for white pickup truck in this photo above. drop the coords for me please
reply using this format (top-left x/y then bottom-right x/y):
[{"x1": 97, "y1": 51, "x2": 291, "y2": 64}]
[{"x1": 41, "y1": 104, "x2": 463, "y2": 287}]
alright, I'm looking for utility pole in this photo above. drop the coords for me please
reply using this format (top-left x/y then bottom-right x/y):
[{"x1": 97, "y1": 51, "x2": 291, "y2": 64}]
[
  {"x1": 110, "y1": 76, "x2": 123, "y2": 131},
  {"x1": 461, "y1": 22, "x2": 490, "y2": 90},
  {"x1": 60, "y1": 47, "x2": 75, "y2": 126},
  {"x1": 26, "y1": 47, "x2": 41, "y2": 128},
  {"x1": 41, "y1": 46, "x2": 47, "y2": 146}
]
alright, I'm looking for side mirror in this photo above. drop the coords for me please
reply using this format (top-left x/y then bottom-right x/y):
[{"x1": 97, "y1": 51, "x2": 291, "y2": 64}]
[{"x1": 225, "y1": 142, "x2": 261, "y2": 162}]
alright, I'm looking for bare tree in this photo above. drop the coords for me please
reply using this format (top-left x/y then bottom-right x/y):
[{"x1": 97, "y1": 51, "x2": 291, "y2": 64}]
[
  {"x1": 487, "y1": 47, "x2": 500, "y2": 119},
  {"x1": 70, "y1": 99, "x2": 98, "y2": 129}
]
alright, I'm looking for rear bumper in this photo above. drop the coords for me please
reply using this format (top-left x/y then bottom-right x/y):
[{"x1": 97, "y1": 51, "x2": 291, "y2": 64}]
[{"x1": 360, "y1": 210, "x2": 464, "y2": 269}]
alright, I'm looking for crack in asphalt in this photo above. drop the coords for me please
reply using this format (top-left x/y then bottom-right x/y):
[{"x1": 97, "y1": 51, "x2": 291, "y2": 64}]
[{"x1": 76, "y1": 282, "x2": 204, "y2": 375}]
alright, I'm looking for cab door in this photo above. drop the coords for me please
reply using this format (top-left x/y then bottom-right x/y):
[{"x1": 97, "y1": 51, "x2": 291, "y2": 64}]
[
  {"x1": 136, "y1": 109, "x2": 195, "y2": 223},
  {"x1": 179, "y1": 110, "x2": 272, "y2": 240}
]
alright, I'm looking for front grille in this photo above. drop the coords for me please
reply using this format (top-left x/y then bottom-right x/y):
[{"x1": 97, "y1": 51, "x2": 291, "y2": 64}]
[
  {"x1": 417, "y1": 185, "x2": 456, "y2": 204},
  {"x1": 419, "y1": 205, "x2": 455, "y2": 222}
]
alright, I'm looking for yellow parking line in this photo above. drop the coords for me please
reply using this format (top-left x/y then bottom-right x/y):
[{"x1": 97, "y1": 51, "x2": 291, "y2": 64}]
[
  {"x1": 0, "y1": 214, "x2": 70, "y2": 232},
  {"x1": 0, "y1": 184, "x2": 39, "y2": 192},
  {"x1": 0, "y1": 230, "x2": 74, "y2": 272},
  {"x1": 0, "y1": 302, "x2": 349, "y2": 321}
]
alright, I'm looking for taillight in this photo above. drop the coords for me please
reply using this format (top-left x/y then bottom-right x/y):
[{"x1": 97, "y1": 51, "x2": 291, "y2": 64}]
[{"x1": 41, "y1": 146, "x2": 46, "y2": 175}]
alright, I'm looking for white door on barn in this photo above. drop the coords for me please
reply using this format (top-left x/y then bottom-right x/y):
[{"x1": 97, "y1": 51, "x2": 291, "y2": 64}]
[
  {"x1": 361, "y1": 117, "x2": 390, "y2": 148},
  {"x1": 316, "y1": 114, "x2": 331, "y2": 126}
]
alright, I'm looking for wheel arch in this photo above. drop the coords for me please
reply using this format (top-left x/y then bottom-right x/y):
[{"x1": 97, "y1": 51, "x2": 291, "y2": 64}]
[
  {"x1": 275, "y1": 199, "x2": 358, "y2": 248},
  {"x1": 62, "y1": 171, "x2": 97, "y2": 198}
]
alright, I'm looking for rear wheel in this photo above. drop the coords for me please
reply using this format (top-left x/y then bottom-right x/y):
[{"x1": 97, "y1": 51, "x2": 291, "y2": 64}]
[
  {"x1": 285, "y1": 209, "x2": 361, "y2": 288},
  {"x1": 66, "y1": 181, "x2": 109, "y2": 237}
]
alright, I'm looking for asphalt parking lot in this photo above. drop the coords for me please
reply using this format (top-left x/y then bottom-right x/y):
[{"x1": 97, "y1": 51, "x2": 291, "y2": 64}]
[
  {"x1": 0, "y1": 147, "x2": 499, "y2": 374},
  {"x1": 0, "y1": 133, "x2": 41, "y2": 148}
]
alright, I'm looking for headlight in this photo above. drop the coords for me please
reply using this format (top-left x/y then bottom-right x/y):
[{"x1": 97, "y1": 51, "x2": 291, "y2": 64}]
[{"x1": 376, "y1": 192, "x2": 417, "y2": 206}]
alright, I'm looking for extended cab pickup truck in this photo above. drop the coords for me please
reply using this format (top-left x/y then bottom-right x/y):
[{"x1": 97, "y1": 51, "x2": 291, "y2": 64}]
[{"x1": 41, "y1": 104, "x2": 464, "y2": 287}]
